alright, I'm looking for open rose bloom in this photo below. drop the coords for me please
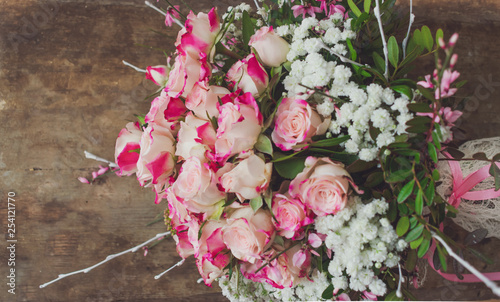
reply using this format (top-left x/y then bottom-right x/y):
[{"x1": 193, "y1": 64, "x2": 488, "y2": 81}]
[{"x1": 100, "y1": 1, "x2": 477, "y2": 301}]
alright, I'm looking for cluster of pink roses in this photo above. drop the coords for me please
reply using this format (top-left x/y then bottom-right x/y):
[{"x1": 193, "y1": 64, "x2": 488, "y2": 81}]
[{"x1": 113, "y1": 9, "x2": 355, "y2": 288}]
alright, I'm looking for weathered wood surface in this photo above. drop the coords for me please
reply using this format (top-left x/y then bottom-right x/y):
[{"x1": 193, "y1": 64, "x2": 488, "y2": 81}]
[{"x1": 0, "y1": 0, "x2": 499, "y2": 301}]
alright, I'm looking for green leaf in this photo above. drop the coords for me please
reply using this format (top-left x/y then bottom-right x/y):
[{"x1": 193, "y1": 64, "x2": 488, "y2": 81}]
[
  {"x1": 406, "y1": 116, "x2": 432, "y2": 126},
  {"x1": 405, "y1": 224, "x2": 424, "y2": 242},
  {"x1": 406, "y1": 249, "x2": 417, "y2": 271},
  {"x1": 417, "y1": 238, "x2": 431, "y2": 258},
  {"x1": 464, "y1": 229, "x2": 488, "y2": 246},
  {"x1": 398, "y1": 179, "x2": 415, "y2": 203},
  {"x1": 425, "y1": 180, "x2": 435, "y2": 205},
  {"x1": 472, "y1": 152, "x2": 488, "y2": 161},
  {"x1": 347, "y1": 159, "x2": 378, "y2": 173},
  {"x1": 386, "y1": 169, "x2": 413, "y2": 183},
  {"x1": 421, "y1": 26, "x2": 434, "y2": 52},
  {"x1": 410, "y1": 235, "x2": 424, "y2": 249},
  {"x1": 435, "y1": 28, "x2": 444, "y2": 47},
  {"x1": 372, "y1": 51, "x2": 385, "y2": 74},
  {"x1": 413, "y1": 29, "x2": 422, "y2": 46},
  {"x1": 407, "y1": 103, "x2": 433, "y2": 113},
  {"x1": 385, "y1": 290, "x2": 404, "y2": 301},
  {"x1": 432, "y1": 169, "x2": 440, "y2": 181},
  {"x1": 406, "y1": 124, "x2": 429, "y2": 134},
  {"x1": 255, "y1": 134, "x2": 273, "y2": 156},
  {"x1": 392, "y1": 85, "x2": 413, "y2": 99},
  {"x1": 347, "y1": 0, "x2": 362, "y2": 17},
  {"x1": 272, "y1": 150, "x2": 304, "y2": 163},
  {"x1": 388, "y1": 36, "x2": 399, "y2": 68},
  {"x1": 432, "y1": 131, "x2": 442, "y2": 150},
  {"x1": 445, "y1": 147, "x2": 465, "y2": 160},
  {"x1": 436, "y1": 243, "x2": 448, "y2": 271},
  {"x1": 489, "y1": 162, "x2": 500, "y2": 191},
  {"x1": 274, "y1": 157, "x2": 305, "y2": 179},
  {"x1": 274, "y1": 235, "x2": 285, "y2": 246},
  {"x1": 364, "y1": 0, "x2": 371, "y2": 12},
  {"x1": 346, "y1": 38, "x2": 357, "y2": 61},
  {"x1": 311, "y1": 135, "x2": 350, "y2": 147},
  {"x1": 467, "y1": 247, "x2": 494, "y2": 265},
  {"x1": 396, "y1": 216, "x2": 410, "y2": 236},
  {"x1": 428, "y1": 143, "x2": 438, "y2": 163},
  {"x1": 241, "y1": 11, "x2": 254, "y2": 47},
  {"x1": 321, "y1": 284, "x2": 334, "y2": 300},
  {"x1": 417, "y1": 85, "x2": 436, "y2": 101},
  {"x1": 250, "y1": 196, "x2": 263, "y2": 212},
  {"x1": 264, "y1": 193, "x2": 273, "y2": 210},
  {"x1": 415, "y1": 189, "x2": 424, "y2": 215},
  {"x1": 365, "y1": 171, "x2": 384, "y2": 188}
]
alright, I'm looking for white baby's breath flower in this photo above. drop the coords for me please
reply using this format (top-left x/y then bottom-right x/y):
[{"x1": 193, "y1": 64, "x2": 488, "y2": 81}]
[{"x1": 317, "y1": 99, "x2": 335, "y2": 117}]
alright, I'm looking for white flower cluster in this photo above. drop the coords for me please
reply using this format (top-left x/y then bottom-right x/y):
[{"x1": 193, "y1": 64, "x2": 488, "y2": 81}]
[
  {"x1": 278, "y1": 14, "x2": 413, "y2": 162},
  {"x1": 219, "y1": 270, "x2": 331, "y2": 302},
  {"x1": 315, "y1": 197, "x2": 407, "y2": 296},
  {"x1": 330, "y1": 83, "x2": 413, "y2": 161},
  {"x1": 221, "y1": 4, "x2": 253, "y2": 41},
  {"x1": 279, "y1": 15, "x2": 355, "y2": 97}
]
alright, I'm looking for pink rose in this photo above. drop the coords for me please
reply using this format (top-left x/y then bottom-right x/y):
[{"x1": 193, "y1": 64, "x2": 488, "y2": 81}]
[
  {"x1": 171, "y1": 157, "x2": 225, "y2": 216},
  {"x1": 196, "y1": 219, "x2": 227, "y2": 258},
  {"x1": 164, "y1": 52, "x2": 211, "y2": 98},
  {"x1": 227, "y1": 54, "x2": 269, "y2": 97},
  {"x1": 197, "y1": 253, "x2": 230, "y2": 286},
  {"x1": 186, "y1": 81, "x2": 230, "y2": 119},
  {"x1": 240, "y1": 248, "x2": 295, "y2": 289},
  {"x1": 145, "y1": 65, "x2": 170, "y2": 86},
  {"x1": 136, "y1": 125, "x2": 176, "y2": 189},
  {"x1": 220, "y1": 153, "x2": 272, "y2": 201},
  {"x1": 176, "y1": 113, "x2": 216, "y2": 162},
  {"x1": 172, "y1": 224, "x2": 195, "y2": 259},
  {"x1": 271, "y1": 193, "x2": 313, "y2": 239},
  {"x1": 290, "y1": 157, "x2": 353, "y2": 216},
  {"x1": 175, "y1": 8, "x2": 221, "y2": 58},
  {"x1": 114, "y1": 122, "x2": 142, "y2": 176},
  {"x1": 249, "y1": 26, "x2": 290, "y2": 67},
  {"x1": 166, "y1": 187, "x2": 191, "y2": 225},
  {"x1": 215, "y1": 92, "x2": 263, "y2": 162},
  {"x1": 145, "y1": 90, "x2": 186, "y2": 133},
  {"x1": 222, "y1": 206, "x2": 275, "y2": 263},
  {"x1": 272, "y1": 97, "x2": 330, "y2": 151}
]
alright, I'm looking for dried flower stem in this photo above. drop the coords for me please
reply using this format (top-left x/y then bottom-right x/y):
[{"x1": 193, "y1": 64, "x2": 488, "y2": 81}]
[
  {"x1": 402, "y1": 0, "x2": 414, "y2": 58},
  {"x1": 122, "y1": 60, "x2": 147, "y2": 73},
  {"x1": 154, "y1": 259, "x2": 186, "y2": 279},
  {"x1": 84, "y1": 150, "x2": 118, "y2": 168},
  {"x1": 374, "y1": 0, "x2": 389, "y2": 79},
  {"x1": 40, "y1": 232, "x2": 170, "y2": 288},
  {"x1": 145, "y1": 1, "x2": 184, "y2": 28}
]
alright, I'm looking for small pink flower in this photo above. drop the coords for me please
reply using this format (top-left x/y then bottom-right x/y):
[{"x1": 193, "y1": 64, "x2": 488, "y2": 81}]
[
  {"x1": 307, "y1": 233, "x2": 323, "y2": 248},
  {"x1": 164, "y1": 6, "x2": 180, "y2": 27},
  {"x1": 435, "y1": 69, "x2": 460, "y2": 99},
  {"x1": 292, "y1": 3, "x2": 322, "y2": 19},
  {"x1": 78, "y1": 177, "x2": 90, "y2": 184},
  {"x1": 145, "y1": 65, "x2": 170, "y2": 86},
  {"x1": 417, "y1": 74, "x2": 434, "y2": 89},
  {"x1": 328, "y1": 3, "x2": 346, "y2": 17},
  {"x1": 336, "y1": 293, "x2": 351, "y2": 301},
  {"x1": 362, "y1": 291, "x2": 378, "y2": 301}
]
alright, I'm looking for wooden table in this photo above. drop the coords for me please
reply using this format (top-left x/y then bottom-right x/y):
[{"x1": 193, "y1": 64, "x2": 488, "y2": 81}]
[{"x1": 0, "y1": 0, "x2": 499, "y2": 301}]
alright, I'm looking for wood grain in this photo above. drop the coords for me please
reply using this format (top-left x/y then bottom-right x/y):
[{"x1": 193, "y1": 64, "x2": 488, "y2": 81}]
[{"x1": 0, "y1": 0, "x2": 499, "y2": 301}]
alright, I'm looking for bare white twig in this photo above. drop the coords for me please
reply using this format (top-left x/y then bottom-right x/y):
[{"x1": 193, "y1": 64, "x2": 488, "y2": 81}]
[
  {"x1": 432, "y1": 233, "x2": 500, "y2": 297},
  {"x1": 252, "y1": 0, "x2": 261, "y2": 11},
  {"x1": 84, "y1": 150, "x2": 118, "y2": 168},
  {"x1": 122, "y1": 60, "x2": 147, "y2": 73},
  {"x1": 374, "y1": 0, "x2": 389, "y2": 79},
  {"x1": 402, "y1": 0, "x2": 414, "y2": 58},
  {"x1": 154, "y1": 259, "x2": 185, "y2": 279},
  {"x1": 39, "y1": 232, "x2": 170, "y2": 288},
  {"x1": 145, "y1": 1, "x2": 184, "y2": 28}
]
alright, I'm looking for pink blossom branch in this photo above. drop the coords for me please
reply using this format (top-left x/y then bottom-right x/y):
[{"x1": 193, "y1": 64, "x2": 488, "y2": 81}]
[{"x1": 40, "y1": 232, "x2": 170, "y2": 288}]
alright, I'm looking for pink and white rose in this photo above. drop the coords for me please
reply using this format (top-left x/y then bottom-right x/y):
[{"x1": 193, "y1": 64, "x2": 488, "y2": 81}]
[
  {"x1": 272, "y1": 97, "x2": 330, "y2": 151},
  {"x1": 271, "y1": 193, "x2": 313, "y2": 239},
  {"x1": 215, "y1": 92, "x2": 263, "y2": 162},
  {"x1": 249, "y1": 26, "x2": 290, "y2": 67},
  {"x1": 175, "y1": 8, "x2": 220, "y2": 58},
  {"x1": 164, "y1": 52, "x2": 211, "y2": 98},
  {"x1": 222, "y1": 206, "x2": 275, "y2": 263},
  {"x1": 197, "y1": 252, "x2": 230, "y2": 286},
  {"x1": 176, "y1": 113, "x2": 216, "y2": 162},
  {"x1": 290, "y1": 157, "x2": 353, "y2": 216},
  {"x1": 145, "y1": 90, "x2": 186, "y2": 133},
  {"x1": 136, "y1": 125, "x2": 176, "y2": 188},
  {"x1": 226, "y1": 54, "x2": 269, "y2": 97},
  {"x1": 114, "y1": 122, "x2": 142, "y2": 176},
  {"x1": 186, "y1": 81, "x2": 230, "y2": 119},
  {"x1": 171, "y1": 156, "x2": 225, "y2": 216},
  {"x1": 220, "y1": 153, "x2": 272, "y2": 201}
]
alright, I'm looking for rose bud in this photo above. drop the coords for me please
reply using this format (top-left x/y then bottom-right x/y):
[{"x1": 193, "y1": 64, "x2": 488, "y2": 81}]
[{"x1": 249, "y1": 26, "x2": 290, "y2": 67}]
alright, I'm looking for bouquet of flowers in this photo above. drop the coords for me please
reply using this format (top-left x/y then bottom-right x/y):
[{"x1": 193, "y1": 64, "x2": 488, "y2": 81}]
[{"x1": 41, "y1": 0, "x2": 500, "y2": 300}]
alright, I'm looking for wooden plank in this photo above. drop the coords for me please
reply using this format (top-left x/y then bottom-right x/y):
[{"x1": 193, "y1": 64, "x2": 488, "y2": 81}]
[{"x1": 0, "y1": 1, "x2": 499, "y2": 301}]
